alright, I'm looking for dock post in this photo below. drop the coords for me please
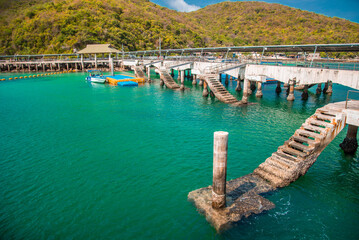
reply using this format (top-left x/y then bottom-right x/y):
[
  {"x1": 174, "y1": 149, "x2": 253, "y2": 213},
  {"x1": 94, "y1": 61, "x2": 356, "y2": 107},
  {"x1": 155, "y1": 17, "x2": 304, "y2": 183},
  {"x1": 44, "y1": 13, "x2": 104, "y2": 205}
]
[
  {"x1": 275, "y1": 81, "x2": 282, "y2": 93},
  {"x1": 212, "y1": 131, "x2": 228, "y2": 209},
  {"x1": 81, "y1": 54, "x2": 84, "y2": 71},
  {"x1": 340, "y1": 125, "x2": 358, "y2": 154},
  {"x1": 180, "y1": 70, "x2": 185, "y2": 91},
  {"x1": 316, "y1": 83, "x2": 322, "y2": 95},
  {"x1": 203, "y1": 81, "x2": 209, "y2": 97},
  {"x1": 192, "y1": 74, "x2": 197, "y2": 85},
  {"x1": 241, "y1": 79, "x2": 249, "y2": 103},
  {"x1": 225, "y1": 75, "x2": 229, "y2": 85},
  {"x1": 95, "y1": 54, "x2": 97, "y2": 69},
  {"x1": 323, "y1": 81, "x2": 328, "y2": 94},
  {"x1": 256, "y1": 81, "x2": 263, "y2": 98},
  {"x1": 326, "y1": 81, "x2": 333, "y2": 95},
  {"x1": 287, "y1": 79, "x2": 295, "y2": 101},
  {"x1": 177, "y1": 70, "x2": 181, "y2": 81},
  {"x1": 301, "y1": 85, "x2": 309, "y2": 100},
  {"x1": 235, "y1": 79, "x2": 242, "y2": 92}
]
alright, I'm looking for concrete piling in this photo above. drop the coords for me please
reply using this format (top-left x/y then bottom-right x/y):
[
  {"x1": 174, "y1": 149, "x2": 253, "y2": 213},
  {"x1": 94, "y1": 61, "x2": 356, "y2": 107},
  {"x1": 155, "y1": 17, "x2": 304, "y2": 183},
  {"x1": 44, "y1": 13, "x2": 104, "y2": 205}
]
[
  {"x1": 235, "y1": 80, "x2": 242, "y2": 92},
  {"x1": 247, "y1": 80, "x2": 252, "y2": 95},
  {"x1": 147, "y1": 67, "x2": 151, "y2": 82},
  {"x1": 225, "y1": 75, "x2": 229, "y2": 85},
  {"x1": 180, "y1": 70, "x2": 185, "y2": 91},
  {"x1": 256, "y1": 81, "x2": 263, "y2": 98},
  {"x1": 326, "y1": 81, "x2": 333, "y2": 95},
  {"x1": 301, "y1": 85, "x2": 309, "y2": 100},
  {"x1": 241, "y1": 79, "x2": 249, "y2": 104},
  {"x1": 192, "y1": 74, "x2": 197, "y2": 85},
  {"x1": 275, "y1": 81, "x2": 282, "y2": 94},
  {"x1": 287, "y1": 79, "x2": 295, "y2": 101},
  {"x1": 199, "y1": 79, "x2": 203, "y2": 86},
  {"x1": 340, "y1": 125, "x2": 358, "y2": 154},
  {"x1": 203, "y1": 81, "x2": 209, "y2": 97},
  {"x1": 316, "y1": 83, "x2": 322, "y2": 95},
  {"x1": 212, "y1": 131, "x2": 228, "y2": 209}
]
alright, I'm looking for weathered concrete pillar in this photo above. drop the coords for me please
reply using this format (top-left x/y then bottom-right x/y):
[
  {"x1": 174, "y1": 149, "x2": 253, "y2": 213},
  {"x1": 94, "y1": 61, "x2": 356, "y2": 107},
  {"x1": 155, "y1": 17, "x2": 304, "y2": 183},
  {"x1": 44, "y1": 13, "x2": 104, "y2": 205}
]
[
  {"x1": 219, "y1": 73, "x2": 222, "y2": 83},
  {"x1": 301, "y1": 85, "x2": 309, "y2": 100},
  {"x1": 247, "y1": 80, "x2": 252, "y2": 95},
  {"x1": 180, "y1": 70, "x2": 185, "y2": 91},
  {"x1": 230, "y1": 76, "x2": 233, "y2": 81},
  {"x1": 326, "y1": 81, "x2": 333, "y2": 95},
  {"x1": 199, "y1": 79, "x2": 203, "y2": 86},
  {"x1": 42, "y1": 63, "x2": 45, "y2": 71},
  {"x1": 316, "y1": 83, "x2": 322, "y2": 95},
  {"x1": 57, "y1": 63, "x2": 60, "y2": 71},
  {"x1": 256, "y1": 81, "x2": 263, "y2": 98},
  {"x1": 225, "y1": 75, "x2": 229, "y2": 85},
  {"x1": 323, "y1": 82, "x2": 328, "y2": 94},
  {"x1": 171, "y1": 69, "x2": 174, "y2": 77},
  {"x1": 340, "y1": 125, "x2": 358, "y2": 154},
  {"x1": 203, "y1": 81, "x2": 209, "y2": 97},
  {"x1": 147, "y1": 67, "x2": 151, "y2": 82},
  {"x1": 81, "y1": 54, "x2": 84, "y2": 71},
  {"x1": 35, "y1": 64, "x2": 38, "y2": 72},
  {"x1": 241, "y1": 79, "x2": 249, "y2": 104},
  {"x1": 275, "y1": 81, "x2": 282, "y2": 94},
  {"x1": 50, "y1": 63, "x2": 53, "y2": 71},
  {"x1": 28, "y1": 64, "x2": 30, "y2": 72},
  {"x1": 287, "y1": 79, "x2": 295, "y2": 101},
  {"x1": 235, "y1": 80, "x2": 242, "y2": 92},
  {"x1": 95, "y1": 54, "x2": 97, "y2": 69},
  {"x1": 160, "y1": 78, "x2": 164, "y2": 86},
  {"x1": 177, "y1": 70, "x2": 181, "y2": 81},
  {"x1": 7, "y1": 64, "x2": 10, "y2": 72},
  {"x1": 192, "y1": 74, "x2": 197, "y2": 85},
  {"x1": 66, "y1": 63, "x2": 69, "y2": 71},
  {"x1": 212, "y1": 131, "x2": 228, "y2": 209}
]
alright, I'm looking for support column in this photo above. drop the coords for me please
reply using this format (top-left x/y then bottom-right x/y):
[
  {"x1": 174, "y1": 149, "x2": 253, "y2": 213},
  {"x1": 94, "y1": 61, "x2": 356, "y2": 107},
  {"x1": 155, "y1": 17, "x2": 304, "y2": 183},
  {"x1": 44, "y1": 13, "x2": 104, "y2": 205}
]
[
  {"x1": 326, "y1": 81, "x2": 333, "y2": 95},
  {"x1": 256, "y1": 81, "x2": 263, "y2": 98},
  {"x1": 219, "y1": 73, "x2": 222, "y2": 83},
  {"x1": 323, "y1": 82, "x2": 328, "y2": 94},
  {"x1": 241, "y1": 79, "x2": 249, "y2": 104},
  {"x1": 81, "y1": 54, "x2": 84, "y2": 71},
  {"x1": 275, "y1": 81, "x2": 282, "y2": 94},
  {"x1": 50, "y1": 63, "x2": 53, "y2": 71},
  {"x1": 66, "y1": 63, "x2": 69, "y2": 71},
  {"x1": 7, "y1": 64, "x2": 10, "y2": 72},
  {"x1": 340, "y1": 125, "x2": 358, "y2": 154},
  {"x1": 225, "y1": 75, "x2": 229, "y2": 85},
  {"x1": 301, "y1": 85, "x2": 309, "y2": 100},
  {"x1": 147, "y1": 67, "x2": 151, "y2": 82},
  {"x1": 180, "y1": 70, "x2": 185, "y2": 91},
  {"x1": 316, "y1": 83, "x2": 322, "y2": 95},
  {"x1": 95, "y1": 54, "x2": 97, "y2": 69},
  {"x1": 199, "y1": 79, "x2": 203, "y2": 86},
  {"x1": 192, "y1": 74, "x2": 197, "y2": 85},
  {"x1": 212, "y1": 131, "x2": 228, "y2": 209},
  {"x1": 171, "y1": 69, "x2": 174, "y2": 77},
  {"x1": 203, "y1": 81, "x2": 209, "y2": 97},
  {"x1": 57, "y1": 63, "x2": 60, "y2": 71},
  {"x1": 28, "y1": 64, "x2": 30, "y2": 72},
  {"x1": 287, "y1": 79, "x2": 295, "y2": 101},
  {"x1": 247, "y1": 80, "x2": 252, "y2": 95},
  {"x1": 235, "y1": 80, "x2": 242, "y2": 92},
  {"x1": 35, "y1": 64, "x2": 38, "y2": 72},
  {"x1": 177, "y1": 70, "x2": 181, "y2": 81}
]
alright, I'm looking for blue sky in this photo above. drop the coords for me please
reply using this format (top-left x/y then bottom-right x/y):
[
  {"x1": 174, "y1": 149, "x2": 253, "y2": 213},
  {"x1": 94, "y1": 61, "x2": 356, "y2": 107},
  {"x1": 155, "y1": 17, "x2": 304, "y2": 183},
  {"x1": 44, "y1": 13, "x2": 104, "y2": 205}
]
[{"x1": 151, "y1": 0, "x2": 359, "y2": 23}]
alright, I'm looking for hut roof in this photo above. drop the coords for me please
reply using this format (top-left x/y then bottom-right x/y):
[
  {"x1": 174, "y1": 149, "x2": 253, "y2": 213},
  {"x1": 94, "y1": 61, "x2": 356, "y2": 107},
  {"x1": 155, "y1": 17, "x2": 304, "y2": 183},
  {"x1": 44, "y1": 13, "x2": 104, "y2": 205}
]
[{"x1": 77, "y1": 44, "x2": 121, "y2": 54}]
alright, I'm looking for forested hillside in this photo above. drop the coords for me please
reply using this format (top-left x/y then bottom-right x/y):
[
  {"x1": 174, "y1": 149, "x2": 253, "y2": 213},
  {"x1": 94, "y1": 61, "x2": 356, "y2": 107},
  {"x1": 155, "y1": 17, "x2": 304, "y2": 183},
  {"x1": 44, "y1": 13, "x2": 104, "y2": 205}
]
[{"x1": 0, "y1": 0, "x2": 358, "y2": 54}]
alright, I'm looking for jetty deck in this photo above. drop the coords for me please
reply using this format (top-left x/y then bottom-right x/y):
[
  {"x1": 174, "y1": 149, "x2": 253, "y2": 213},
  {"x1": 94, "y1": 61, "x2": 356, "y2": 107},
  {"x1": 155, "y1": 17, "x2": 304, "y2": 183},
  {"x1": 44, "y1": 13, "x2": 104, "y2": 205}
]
[{"x1": 188, "y1": 100, "x2": 359, "y2": 231}]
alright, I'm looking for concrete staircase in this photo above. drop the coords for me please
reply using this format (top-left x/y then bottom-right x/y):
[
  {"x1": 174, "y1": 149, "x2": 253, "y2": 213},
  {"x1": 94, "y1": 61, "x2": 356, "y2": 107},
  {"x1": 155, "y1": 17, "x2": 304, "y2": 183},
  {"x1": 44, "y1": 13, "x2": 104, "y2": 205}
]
[
  {"x1": 202, "y1": 74, "x2": 241, "y2": 105},
  {"x1": 159, "y1": 69, "x2": 180, "y2": 90},
  {"x1": 253, "y1": 106, "x2": 346, "y2": 188},
  {"x1": 134, "y1": 66, "x2": 147, "y2": 81}
]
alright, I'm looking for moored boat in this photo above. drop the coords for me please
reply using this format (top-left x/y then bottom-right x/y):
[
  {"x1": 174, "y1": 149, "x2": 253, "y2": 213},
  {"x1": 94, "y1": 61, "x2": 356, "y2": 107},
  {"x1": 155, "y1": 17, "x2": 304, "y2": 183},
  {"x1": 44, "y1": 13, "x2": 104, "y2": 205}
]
[{"x1": 86, "y1": 70, "x2": 106, "y2": 83}]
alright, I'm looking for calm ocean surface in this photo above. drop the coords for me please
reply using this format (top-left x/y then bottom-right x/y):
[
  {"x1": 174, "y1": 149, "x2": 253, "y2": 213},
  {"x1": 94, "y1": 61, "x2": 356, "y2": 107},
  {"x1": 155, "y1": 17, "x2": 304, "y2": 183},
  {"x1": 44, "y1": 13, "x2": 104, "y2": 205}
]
[{"x1": 0, "y1": 71, "x2": 358, "y2": 239}]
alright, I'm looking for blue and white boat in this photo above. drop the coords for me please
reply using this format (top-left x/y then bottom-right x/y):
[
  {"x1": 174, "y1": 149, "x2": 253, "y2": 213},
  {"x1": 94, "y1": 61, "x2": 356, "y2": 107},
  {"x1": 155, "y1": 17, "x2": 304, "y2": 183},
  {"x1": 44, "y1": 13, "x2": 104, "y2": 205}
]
[{"x1": 86, "y1": 70, "x2": 106, "y2": 83}]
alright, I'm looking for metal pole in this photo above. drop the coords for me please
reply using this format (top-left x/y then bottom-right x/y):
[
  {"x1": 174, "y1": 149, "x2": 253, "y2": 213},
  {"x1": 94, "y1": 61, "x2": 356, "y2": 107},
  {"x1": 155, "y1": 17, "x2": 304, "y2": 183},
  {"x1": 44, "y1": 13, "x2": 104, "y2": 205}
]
[{"x1": 310, "y1": 45, "x2": 317, "y2": 68}]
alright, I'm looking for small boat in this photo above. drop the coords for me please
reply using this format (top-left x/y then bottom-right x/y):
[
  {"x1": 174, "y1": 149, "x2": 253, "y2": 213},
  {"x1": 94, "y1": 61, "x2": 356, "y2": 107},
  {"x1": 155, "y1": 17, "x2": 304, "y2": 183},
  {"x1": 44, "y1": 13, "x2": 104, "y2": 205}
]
[{"x1": 86, "y1": 70, "x2": 106, "y2": 83}]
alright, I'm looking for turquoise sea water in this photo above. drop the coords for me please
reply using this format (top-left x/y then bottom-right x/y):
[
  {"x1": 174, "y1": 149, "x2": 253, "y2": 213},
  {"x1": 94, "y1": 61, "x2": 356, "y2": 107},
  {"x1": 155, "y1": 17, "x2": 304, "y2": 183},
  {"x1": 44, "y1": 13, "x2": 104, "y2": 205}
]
[{"x1": 0, "y1": 71, "x2": 358, "y2": 239}]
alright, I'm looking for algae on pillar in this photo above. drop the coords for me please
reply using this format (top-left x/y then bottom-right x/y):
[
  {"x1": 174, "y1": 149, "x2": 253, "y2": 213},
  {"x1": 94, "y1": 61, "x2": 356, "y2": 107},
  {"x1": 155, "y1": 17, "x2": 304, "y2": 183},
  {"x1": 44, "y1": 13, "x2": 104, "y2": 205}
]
[
  {"x1": 340, "y1": 125, "x2": 358, "y2": 154},
  {"x1": 301, "y1": 85, "x2": 309, "y2": 100},
  {"x1": 255, "y1": 81, "x2": 263, "y2": 98},
  {"x1": 287, "y1": 79, "x2": 295, "y2": 101},
  {"x1": 212, "y1": 131, "x2": 228, "y2": 209}
]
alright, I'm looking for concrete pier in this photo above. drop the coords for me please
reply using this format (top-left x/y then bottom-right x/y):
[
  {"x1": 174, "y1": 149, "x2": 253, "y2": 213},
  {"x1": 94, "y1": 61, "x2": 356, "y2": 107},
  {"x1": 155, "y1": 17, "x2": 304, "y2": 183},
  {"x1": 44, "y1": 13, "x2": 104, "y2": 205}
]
[
  {"x1": 276, "y1": 81, "x2": 282, "y2": 93},
  {"x1": 316, "y1": 83, "x2": 322, "y2": 95},
  {"x1": 241, "y1": 79, "x2": 249, "y2": 104},
  {"x1": 340, "y1": 125, "x2": 358, "y2": 154},
  {"x1": 235, "y1": 80, "x2": 242, "y2": 92},
  {"x1": 180, "y1": 70, "x2": 185, "y2": 91},
  {"x1": 287, "y1": 79, "x2": 295, "y2": 101},
  {"x1": 302, "y1": 85, "x2": 309, "y2": 100},
  {"x1": 255, "y1": 82, "x2": 263, "y2": 98}
]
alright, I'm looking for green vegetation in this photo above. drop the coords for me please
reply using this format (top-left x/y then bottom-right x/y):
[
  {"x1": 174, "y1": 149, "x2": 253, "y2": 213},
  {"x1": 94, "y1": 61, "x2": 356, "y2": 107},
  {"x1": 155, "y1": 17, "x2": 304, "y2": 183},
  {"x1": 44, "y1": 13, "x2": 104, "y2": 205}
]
[{"x1": 0, "y1": 0, "x2": 358, "y2": 54}]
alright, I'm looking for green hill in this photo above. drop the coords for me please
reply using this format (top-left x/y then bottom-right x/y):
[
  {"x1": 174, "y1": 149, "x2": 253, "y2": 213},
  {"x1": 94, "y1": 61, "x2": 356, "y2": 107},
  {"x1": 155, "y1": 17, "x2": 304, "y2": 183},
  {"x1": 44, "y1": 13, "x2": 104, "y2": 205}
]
[{"x1": 0, "y1": 0, "x2": 358, "y2": 55}]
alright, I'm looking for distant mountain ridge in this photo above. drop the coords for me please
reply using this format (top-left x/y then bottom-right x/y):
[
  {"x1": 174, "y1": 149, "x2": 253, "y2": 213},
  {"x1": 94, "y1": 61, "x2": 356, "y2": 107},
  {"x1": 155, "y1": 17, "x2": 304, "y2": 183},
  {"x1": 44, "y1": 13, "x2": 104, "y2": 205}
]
[{"x1": 0, "y1": 0, "x2": 358, "y2": 54}]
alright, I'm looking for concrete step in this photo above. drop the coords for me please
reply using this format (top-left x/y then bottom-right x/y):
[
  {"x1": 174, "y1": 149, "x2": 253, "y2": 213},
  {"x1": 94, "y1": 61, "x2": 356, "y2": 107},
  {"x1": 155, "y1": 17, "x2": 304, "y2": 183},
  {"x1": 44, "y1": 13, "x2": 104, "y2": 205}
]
[
  {"x1": 265, "y1": 157, "x2": 293, "y2": 170},
  {"x1": 253, "y1": 168, "x2": 285, "y2": 187},
  {"x1": 296, "y1": 129, "x2": 324, "y2": 140},
  {"x1": 315, "y1": 113, "x2": 335, "y2": 122},
  {"x1": 258, "y1": 162, "x2": 292, "y2": 179},
  {"x1": 273, "y1": 150, "x2": 299, "y2": 162},
  {"x1": 279, "y1": 145, "x2": 307, "y2": 158},
  {"x1": 271, "y1": 152, "x2": 299, "y2": 167},
  {"x1": 302, "y1": 123, "x2": 327, "y2": 134},
  {"x1": 291, "y1": 134, "x2": 319, "y2": 147},
  {"x1": 287, "y1": 140, "x2": 315, "y2": 153},
  {"x1": 308, "y1": 119, "x2": 333, "y2": 128}
]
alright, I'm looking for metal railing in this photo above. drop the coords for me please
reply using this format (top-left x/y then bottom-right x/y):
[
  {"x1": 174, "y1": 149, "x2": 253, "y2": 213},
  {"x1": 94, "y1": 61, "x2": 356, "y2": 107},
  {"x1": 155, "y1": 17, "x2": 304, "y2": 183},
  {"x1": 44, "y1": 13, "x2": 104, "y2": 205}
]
[{"x1": 345, "y1": 90, "x2": 359, "y2": 109}]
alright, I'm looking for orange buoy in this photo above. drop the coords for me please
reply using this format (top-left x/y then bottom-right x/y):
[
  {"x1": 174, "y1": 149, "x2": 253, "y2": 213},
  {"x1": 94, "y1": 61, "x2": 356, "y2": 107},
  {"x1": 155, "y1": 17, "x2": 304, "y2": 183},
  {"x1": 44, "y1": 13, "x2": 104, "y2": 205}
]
[
  {"x1": 14, "y1": 77, "x2": 18, "y2": 79},
  {"x1": 19, "y1": 77, "x2": 23, "y2": 79}
]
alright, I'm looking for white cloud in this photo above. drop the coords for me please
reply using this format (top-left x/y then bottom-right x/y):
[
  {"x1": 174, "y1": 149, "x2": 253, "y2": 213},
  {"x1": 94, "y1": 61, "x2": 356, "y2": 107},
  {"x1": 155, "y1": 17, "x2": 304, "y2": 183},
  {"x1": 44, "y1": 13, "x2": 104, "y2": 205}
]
[{"x1": 167, "y1": 0, "x2": 201, "y2": 12}]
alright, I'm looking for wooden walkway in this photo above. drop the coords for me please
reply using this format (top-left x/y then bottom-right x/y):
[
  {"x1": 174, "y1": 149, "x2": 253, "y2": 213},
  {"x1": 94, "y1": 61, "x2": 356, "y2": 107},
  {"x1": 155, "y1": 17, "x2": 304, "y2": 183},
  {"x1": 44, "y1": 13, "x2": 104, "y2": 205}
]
[
  {"x1": 159, "y1": 69, "x2": 180, "y2": 90},
  {"x1": 200, "y1": 74, "x2": 242, "y2": 105},
  {"x1": 188, "y1": 101, "x2": 349, "y2": 231}
]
